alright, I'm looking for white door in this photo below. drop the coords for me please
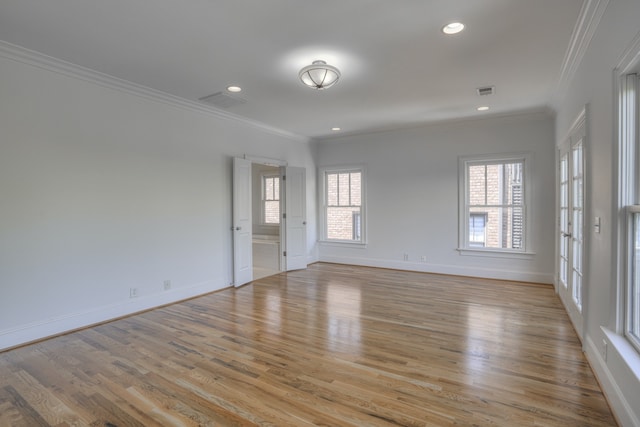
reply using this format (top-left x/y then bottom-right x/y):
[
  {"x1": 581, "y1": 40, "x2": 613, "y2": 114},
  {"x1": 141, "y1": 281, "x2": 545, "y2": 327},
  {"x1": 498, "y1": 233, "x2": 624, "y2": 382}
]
[
  {"x1": 558, "y1": 116, "x2": 585, "y2": 339},
  {"x1": 282, "y1": 166, "x2": 307, "y2": 271},
  {"x1": 233, "y1": 157, "x2": 253, "y2": 286}
]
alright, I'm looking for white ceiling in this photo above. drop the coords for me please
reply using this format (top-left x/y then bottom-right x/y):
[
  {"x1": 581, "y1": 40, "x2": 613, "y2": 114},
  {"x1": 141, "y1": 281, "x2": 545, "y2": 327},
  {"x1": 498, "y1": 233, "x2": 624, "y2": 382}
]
[{"x1": 0, "y1": 0, "x2": 584, "y2": 140}]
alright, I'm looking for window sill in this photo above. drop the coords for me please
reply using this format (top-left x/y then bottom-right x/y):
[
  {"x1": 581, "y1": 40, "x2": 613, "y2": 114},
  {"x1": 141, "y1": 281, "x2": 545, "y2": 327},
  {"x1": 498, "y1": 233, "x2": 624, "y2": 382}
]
[
  {"x1": 319, "y1": 240, "x2": 367, "y2": 248},
  {"x1": 602, "y1": 327, "x2": 640, "y2": 382},
  {"x1": 456, "y1": 248, "x2": 536, "y2": 259}
]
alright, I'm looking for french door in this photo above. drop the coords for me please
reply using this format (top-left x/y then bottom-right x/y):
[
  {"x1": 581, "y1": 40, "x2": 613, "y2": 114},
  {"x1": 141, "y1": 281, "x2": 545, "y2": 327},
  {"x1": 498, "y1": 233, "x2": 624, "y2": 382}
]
[{"x1": 558, "y1": 113, "x2": 586, "y2": 339}]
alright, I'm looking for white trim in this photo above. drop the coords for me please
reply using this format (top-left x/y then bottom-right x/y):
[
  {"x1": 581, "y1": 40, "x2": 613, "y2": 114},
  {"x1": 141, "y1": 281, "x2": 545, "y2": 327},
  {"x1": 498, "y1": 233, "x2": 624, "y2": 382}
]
[
  {"x1": 244, "y1": 155, "x2": 288, "y2": 167},
  {"x1": 585, "y1": 331, "x2": 640, "y2": 427},
  {"x1": 456, "y1": 248, "x2": 536, "y2": 259},
  {"x1": 318, "y1": 255, "x2": 553, "y2": 284},
  {"x1": 554, "y1": 0, "x2": 610, "y2": 106},
  {"x1": 0, "y1": 40, "x2": 308, "y2": 143},
  {"x1": 0, "y1": 278, "x2": 228, "y2": 351},
  {"x1": 318, "y1": 240, "x2": 368, "y2": 249},
  {"x1": 616, "y1": 31, "x2": 640, "y2": 75}
]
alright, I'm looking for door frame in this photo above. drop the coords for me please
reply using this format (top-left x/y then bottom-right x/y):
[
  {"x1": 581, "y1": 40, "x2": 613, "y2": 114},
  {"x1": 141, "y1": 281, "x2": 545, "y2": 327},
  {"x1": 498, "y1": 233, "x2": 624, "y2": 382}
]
[{"x1": 233, "y1": 156, "x2": 307, "y2": 285}]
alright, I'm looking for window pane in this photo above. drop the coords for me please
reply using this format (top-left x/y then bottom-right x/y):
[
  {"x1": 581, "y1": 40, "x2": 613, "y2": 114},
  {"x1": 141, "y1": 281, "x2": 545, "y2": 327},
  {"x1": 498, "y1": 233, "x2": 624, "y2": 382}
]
[
  {"x1": 468, "y1": 165, "x2": 486, "y2": 205},
  {"x1": 631, "y1": 213, "x2": 640, "y2": 345},
  {"x1": 486, "y1": 164, "x2": 501, "y2": 205},
  {"x1": 265, "y1": 177, "x2": 274, "y2": 200},
  {"x1": 350, "y1": 172, "x2": 361, "y2": 206},
  {"x1": 327, "y1": 206, "x2": 361, "y2": 240},
  {"x1": 469, "y1": 213, "x2": 486, "y2": 247},
  {"x1": 273, "y1": 177, "x2": 279, "y2": 200},
  {"x1": 469, "y1": 206, "x2": 523, "y2": 250},
  {"x1": 327, "y1": 173, "x2": 338, "y2": 205},
  {"x1": 264, "y1": 200, "x2": 279, "y2": 224},
  {"x1": 338, "y1": 173, "x2": 350, "y2": 206}
]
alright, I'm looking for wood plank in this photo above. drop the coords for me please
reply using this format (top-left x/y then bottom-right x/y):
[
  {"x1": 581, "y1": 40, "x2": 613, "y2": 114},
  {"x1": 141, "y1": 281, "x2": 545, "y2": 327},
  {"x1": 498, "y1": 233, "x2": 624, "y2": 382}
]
[{"x1": 0, "y1": 263, "x2": 618, "y2": 426}]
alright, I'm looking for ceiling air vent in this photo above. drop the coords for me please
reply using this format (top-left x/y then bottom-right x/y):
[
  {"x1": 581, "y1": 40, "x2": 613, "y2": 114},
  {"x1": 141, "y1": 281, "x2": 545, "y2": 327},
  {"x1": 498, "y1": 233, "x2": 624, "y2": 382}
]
[
  {"x1": 476, "y1": 86, "x2": 495, "y2": 96},
  {"x1": 199, "y1": 91, "x2": 247, "y2": 109}
]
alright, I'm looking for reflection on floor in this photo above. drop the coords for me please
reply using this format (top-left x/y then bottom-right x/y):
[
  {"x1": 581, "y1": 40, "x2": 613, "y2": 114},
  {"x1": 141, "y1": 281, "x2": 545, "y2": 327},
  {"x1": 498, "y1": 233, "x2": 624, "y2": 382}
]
[{"x1": 253, "y1": 266, "x2": 279, "y2": 280}]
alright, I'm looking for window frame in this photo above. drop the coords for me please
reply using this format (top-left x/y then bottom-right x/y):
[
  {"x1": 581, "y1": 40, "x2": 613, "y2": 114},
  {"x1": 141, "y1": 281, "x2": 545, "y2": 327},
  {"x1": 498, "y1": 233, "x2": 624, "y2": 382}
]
[
  {"x1": 458, "y1": 153, "x2": 534, "y2": 258},
  {"x1": 619, "y1": 72, "x2": 640, "y2": 354},
  {"x1": 261, "y1": 173, "x2": 280, "y2": 226},
  {"x1": 319, "y1": 165, "x2": 367, "y2": 246}
]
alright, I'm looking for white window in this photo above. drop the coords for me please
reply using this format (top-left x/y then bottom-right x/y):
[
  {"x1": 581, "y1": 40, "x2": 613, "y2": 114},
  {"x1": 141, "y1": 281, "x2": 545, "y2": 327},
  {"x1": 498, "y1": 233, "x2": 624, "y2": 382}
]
[
  {"x1": 459, "y1": 154, "x2": 529, "y2": 253},
  {"x1": 320, "y1": 167, "x2": 365, "y2": 243},
  {"x1": 262, "y1": 175, "x2": 280, "y2": 224},
  {"x1": 620, "y1": 73, "x2": 640, "y2": 353}
]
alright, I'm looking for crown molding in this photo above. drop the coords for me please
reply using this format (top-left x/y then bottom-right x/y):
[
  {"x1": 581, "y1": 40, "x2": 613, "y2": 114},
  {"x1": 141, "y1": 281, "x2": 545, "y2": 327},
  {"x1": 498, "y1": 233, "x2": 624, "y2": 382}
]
[
  {"x1": 616, "y1": 30, "x2": 640, "y2": 73},
  {"x1": 552, "y1": 0, "x2": 609, "y2": 107},
  {"x1": 0, "y1": 40, "x2": 309, "y2": 143}
]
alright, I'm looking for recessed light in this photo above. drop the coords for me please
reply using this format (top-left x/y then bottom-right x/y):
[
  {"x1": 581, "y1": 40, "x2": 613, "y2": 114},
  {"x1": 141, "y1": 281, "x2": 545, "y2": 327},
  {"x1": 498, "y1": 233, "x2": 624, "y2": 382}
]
[
  {"x1": 331, "y1": 127, "x2": 341, "y2": 131},
  {"x1": 477, "y1": 106, "x2": 490, "y2": 111},
  {"x1": 442, "y1": 22, "x2": 465, "y2": 35},
  {"x1": 226, "y1": 85, "x2": 242, "y2": 93}
]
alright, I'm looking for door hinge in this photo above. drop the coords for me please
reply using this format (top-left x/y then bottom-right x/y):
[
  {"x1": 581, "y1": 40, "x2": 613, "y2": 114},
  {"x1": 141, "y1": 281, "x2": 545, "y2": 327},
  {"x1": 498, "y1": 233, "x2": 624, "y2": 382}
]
[
  {"x1": 283, "y1": 213, "x2": 286, "y2": 219},
  {"x1": 283, "y1": 251, "x2": 287, "y2": 257},
  {"x1": 282, "y1": 175, "x2": 286, "y2": 181}
]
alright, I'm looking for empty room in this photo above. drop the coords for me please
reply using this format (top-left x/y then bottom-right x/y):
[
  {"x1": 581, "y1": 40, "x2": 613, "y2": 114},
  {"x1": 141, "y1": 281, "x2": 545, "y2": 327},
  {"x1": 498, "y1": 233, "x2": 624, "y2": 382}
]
[{"x1": 1, "y1": 1, "x2": 639, "y2": 426}]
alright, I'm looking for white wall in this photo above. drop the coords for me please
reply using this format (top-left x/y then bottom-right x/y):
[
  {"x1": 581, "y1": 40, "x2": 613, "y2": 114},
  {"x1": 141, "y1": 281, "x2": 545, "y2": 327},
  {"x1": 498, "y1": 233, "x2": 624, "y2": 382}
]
[
  {"x1": 554, "y1": 0, "x2": 640, "y2": 425},
  {"x1": 316, "y1": 112, "x2": 556, "y2": 284},
  {"x1": 0, "y1": 49, "x2": 317, "y2": 350}
]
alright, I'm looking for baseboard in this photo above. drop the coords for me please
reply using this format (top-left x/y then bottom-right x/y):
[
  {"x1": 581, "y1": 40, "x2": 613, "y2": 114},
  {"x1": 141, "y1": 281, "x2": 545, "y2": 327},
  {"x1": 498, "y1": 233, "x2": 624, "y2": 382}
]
[
  {"x1": 318, "y1": 255, "x2": 553, "y2": 284},
  {"x1": 585, "y1": 335, "x2": 640, "y2": 427},
  {"x1": 0, "y1": 278, "x2": 228, "y2": 352}
]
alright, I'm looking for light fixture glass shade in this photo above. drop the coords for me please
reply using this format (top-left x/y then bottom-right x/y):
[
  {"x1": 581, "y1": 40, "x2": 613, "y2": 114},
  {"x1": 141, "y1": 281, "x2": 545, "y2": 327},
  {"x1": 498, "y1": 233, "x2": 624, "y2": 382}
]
[{"x1": 299, "y1": 60, "x2": 340, "y2": 90}]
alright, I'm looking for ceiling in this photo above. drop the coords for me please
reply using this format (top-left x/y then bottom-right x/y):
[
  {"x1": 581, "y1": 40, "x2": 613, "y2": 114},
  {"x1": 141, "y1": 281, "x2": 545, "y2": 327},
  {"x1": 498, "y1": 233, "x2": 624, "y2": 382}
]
[{"x1": 0, "y1": 0, "x2": 584, "y2": 140}]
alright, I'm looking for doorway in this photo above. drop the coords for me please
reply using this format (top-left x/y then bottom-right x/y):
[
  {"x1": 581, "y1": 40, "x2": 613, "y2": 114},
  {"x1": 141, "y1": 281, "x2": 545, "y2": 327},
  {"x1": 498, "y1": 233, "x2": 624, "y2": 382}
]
[
  {"x1": 232, "y1": 157, "x2": 308, "y2": 286},
  {"x1": 252, "y1": 163, "x2": 282, "y2": 280}
]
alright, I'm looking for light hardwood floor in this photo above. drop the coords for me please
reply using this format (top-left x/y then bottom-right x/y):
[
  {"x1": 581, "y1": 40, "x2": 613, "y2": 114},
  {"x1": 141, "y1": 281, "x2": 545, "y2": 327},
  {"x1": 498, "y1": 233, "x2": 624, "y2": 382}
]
[{"x1": 0, "y1": 263, "x2": 617, "y2": 426}]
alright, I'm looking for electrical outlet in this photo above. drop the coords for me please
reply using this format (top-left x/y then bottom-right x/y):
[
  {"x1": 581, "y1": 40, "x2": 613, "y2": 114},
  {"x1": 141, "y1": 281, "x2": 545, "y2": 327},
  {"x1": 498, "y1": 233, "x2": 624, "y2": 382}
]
[
  {"x1": 420, "y1": 256, "x2": 427, "y2": 263},
  {"x1": 163, "y1": 280, "x2": 171, "y2": 291},
  {"x1": 403, "y1": 253, "x2": 409, "y2": 261},
  {"x1": 130, "y1": 287, "x2": 138, "y2": 298}
]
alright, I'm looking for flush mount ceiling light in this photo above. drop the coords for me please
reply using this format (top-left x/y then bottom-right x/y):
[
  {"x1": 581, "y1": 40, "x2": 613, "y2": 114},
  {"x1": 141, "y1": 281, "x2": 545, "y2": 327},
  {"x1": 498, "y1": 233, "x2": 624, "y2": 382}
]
[
  {"x1": 477, "y1": 106, "x2": 490, "y2": 111},
  {"x1": 442, "y1": 22, "x2": 465, "y2": 35},
  {"x1": 299, "y1": 60, "x2": 341, "y2": 90},
  {"x1": 226, "y1": 85, "x2": 242, "y2": 93}
]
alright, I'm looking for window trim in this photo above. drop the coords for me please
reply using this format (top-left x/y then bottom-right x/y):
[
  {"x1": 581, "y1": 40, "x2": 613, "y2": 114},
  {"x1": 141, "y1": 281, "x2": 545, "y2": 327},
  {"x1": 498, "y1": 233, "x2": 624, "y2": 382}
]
[
  {"x1": 260, "y1": 173, "x2": 280, "y2": 226},
  {"x1": 318, "y1": 165, "x2": 367, "y2": 245},
  {"x1": 457, "y1": 152, "x2": 534, "y2": 258}
]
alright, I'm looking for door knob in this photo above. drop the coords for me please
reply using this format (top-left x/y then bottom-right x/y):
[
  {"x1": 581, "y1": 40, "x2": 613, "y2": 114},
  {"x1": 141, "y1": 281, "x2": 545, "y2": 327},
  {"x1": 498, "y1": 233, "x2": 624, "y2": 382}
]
[
  {"x1": 235, "y1": 226, "x2": 242, "y2": 231},
  {"x1": 561, "y1": 232, "x2": 572, "y2": 238}
]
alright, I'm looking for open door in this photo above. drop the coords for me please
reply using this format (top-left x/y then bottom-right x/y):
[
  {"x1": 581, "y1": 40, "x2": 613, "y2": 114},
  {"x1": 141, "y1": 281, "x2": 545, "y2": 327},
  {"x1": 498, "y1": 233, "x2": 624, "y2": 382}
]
[
  {"x1": 233, "y1": 157, "x2": 253, "y2": 286},
  {"x1": 282, "y1": 166, "x2": 307, "y2": 271}
]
